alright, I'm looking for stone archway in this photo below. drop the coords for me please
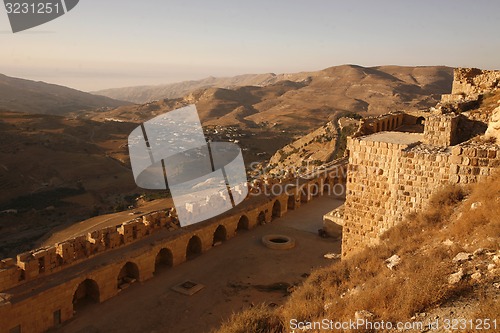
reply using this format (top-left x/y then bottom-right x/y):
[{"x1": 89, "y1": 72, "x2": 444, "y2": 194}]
[
  {"x1": 154, "y1": 248, "x2": 173, "y2": 275},
  {"x1": 323, "y1": 180, "x2": 331, "y2": 196},
  {"x1": 186, "y1": 235, "x2": 202, "y2": 260},
  {"x1": 237, "y1": 215, "x2": 249, "y2": 231},
  {"x1": 287, "y1": 195, "x2": 296, "y2": 210},
  {"x1": 117, "y1": 262, "x2": 140, "y2": 289},
  {"x1": 300, "y1": 186, "x2": 309, "y2": 203},
  {"x1": 213, "y1": 225, "x2": 227, "y2": 245},
  {"x1": 312, "y1": 182, "x2": 320, "y2": 197},
  {"x1": 257, "y1": 211, "x2": 266, "y2": 225},
  {"x1": 73, "y1": 279, "x2": 100, "y2": 312},
  {"x1": 271, "y1": 200, "x2": 281, "y2": 219}
]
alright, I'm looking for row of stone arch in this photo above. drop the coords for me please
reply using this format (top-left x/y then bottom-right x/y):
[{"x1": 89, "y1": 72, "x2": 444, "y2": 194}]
[
  {"x1": 71, "y1": 200, "x2": 287, "y2": 312},
  {"x1": 373, "y1": 116, "x2": 403, "y2": 132},
  {"x1": 1, "y1": 168, "x2": 351, "y2": 333},
  {"x1": 69, "y1": 174, "x2": 351, "y2": 314}
]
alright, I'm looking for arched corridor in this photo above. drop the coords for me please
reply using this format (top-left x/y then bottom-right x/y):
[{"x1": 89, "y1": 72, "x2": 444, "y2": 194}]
[
  {"x1": 312, "y1": 182, "x2": 320, "y2": 197},
  {"x1": 237, "y1": 215, "x2": 249, "y2": 231},
  {"x1": 186, "y1": 236, "x2": 202, "y2": 260},
  {"x1": 154, "y1": 248, "x2": 173, "y2": 274},
  {"x1": 257, "y1": 211, "x2": 266, "y2": 225},
  {"x1": 212, "y1": 225, "x2": 227, "y2": 245},
  {"x1": 73, "y1": 279, "x2": 100, "y2": 312},
  {"x1": 117, "y1": 262, "x2": 140, "y2": 289},
  {"x1": 271, "y1": 200, "x2": 281, "y2": 219},
  {"x1": 300, "y1": 187, "x2": 309, "y2": 203},
  {"x1": 287, "y1": 195, "x2": 296, "y2": 210}
]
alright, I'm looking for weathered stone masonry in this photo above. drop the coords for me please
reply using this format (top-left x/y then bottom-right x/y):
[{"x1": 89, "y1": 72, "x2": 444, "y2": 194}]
[
  {"x1": 342, "y1": 134, "x2": 499, "y2": 256},
  {"x1": 441, "y1": 67, "x2": 500, "y2": 103},
  {"x1": 341, "y1": 68, "x2": 500, "y2": 257}
]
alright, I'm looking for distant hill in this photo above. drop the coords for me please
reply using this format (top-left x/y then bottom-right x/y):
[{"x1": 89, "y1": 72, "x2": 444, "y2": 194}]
[
  {"x1": 0, "y1": 74, "x2": 129, "y2": 115},
  {"x1": 90, "y1": 65, "x2": 453, "y2": 131},
  {"x1": 93, "y1": 65, "x2": 453, "y2": 106},
  {"x1": 92, "y1": 73, "x2": 298, "y2": 103}
]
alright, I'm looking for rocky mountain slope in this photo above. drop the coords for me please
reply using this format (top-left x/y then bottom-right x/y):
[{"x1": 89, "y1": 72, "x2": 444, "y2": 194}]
[
  {"x1": 0, "y1": 74, "x2": 129, "y2": 115},
  {"x1": 89, "y1": 65, "x2": 453, "y2": 133},
  {"x1": 93, "y1": 73, "x2": 289, "y2": 103},
  {"x1": 266, "y1": 114, "x2": 360, "y2": 176},
  {"x1": 93, "y1": 65, "x2": 453, "y2": 114}
]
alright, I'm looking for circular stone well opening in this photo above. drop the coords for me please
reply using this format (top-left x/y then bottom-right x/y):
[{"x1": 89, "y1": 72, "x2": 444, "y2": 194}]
[
  {"x1": 270, "y1": 237, "x2": 287, "y2": 243},
  {"x1": 262, "y1": 234, "x2": 296, "y2": 250}
]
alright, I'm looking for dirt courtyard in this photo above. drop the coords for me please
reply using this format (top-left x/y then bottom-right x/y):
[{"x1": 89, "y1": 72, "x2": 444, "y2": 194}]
[{"x1": 53, "y1": 195, "x2": 344, "y2": 333}]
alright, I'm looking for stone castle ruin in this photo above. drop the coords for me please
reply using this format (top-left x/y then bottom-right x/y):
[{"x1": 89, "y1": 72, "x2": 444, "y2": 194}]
[
  {"x1": 1, "y1": 67, "x2": 499, "y2": 332},
  {"x1": 337, "y1": 68, "x2": 500, "y2": 256}
]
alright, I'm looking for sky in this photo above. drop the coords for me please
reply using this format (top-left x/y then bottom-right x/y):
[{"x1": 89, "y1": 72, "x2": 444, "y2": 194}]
[{"x1": 1, "y1": 0, "x2": 500, "y2": 92}]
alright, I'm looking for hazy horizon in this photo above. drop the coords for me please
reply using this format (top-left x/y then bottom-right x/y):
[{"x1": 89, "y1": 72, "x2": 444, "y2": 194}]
[
  {"x1": 1, "y1": 0, "x2": 500, "y2": 92},
  {"x1": 0, "y1": 63, "x2": 456, "y2": 93}
]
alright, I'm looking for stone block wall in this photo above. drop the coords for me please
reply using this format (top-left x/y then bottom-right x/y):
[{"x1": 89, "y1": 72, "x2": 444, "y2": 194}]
[
  {"x1": 452, "y1": 68, "x2": 500, "y2": 95},
  {"x1": 342, "y1": 136, "x2": 500, "y2": 257},
  {"x1": 423, "y1": 113, "x2": 460, "y2": 146},
  {"x1": 0, "y1": 208, "x2": 179, "y2": 292},
  {"x1": 441, "y1": 68, "x2": 500, "y2": 103},
  {"x1": 0, "y1": 164, "x2": 350, "y2": 296},
  {"x1": 449, "y1": 143, "x2": 500, "y2": 184},
  {"x1": 323, "y1": 206, "x2": 344, "y2": 239}
]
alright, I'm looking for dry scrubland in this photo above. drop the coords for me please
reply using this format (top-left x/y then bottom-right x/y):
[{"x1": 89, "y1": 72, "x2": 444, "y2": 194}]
[
  {"x1": 215, "y1": 174, "x2": 500, "y2": 333},
  {"x1": 0, "y1": 111, "x2": 140, "y2": 257}
]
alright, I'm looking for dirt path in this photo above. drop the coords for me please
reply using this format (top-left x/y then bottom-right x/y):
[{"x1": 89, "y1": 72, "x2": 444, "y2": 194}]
[{"x1": 53, "y1": 196, "x2": 344, "y2": 333}]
